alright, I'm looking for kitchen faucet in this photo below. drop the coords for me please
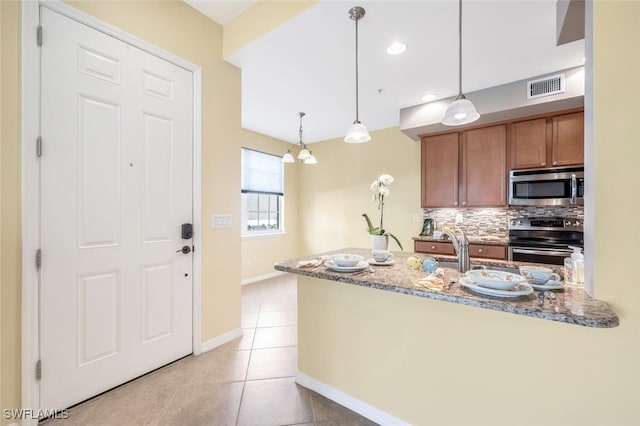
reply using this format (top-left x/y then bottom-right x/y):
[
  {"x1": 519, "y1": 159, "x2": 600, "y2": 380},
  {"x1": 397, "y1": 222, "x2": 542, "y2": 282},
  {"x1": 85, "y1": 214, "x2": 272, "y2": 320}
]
[{"x1": 442, "y1": 226, "x2": 470, "y2": 273}]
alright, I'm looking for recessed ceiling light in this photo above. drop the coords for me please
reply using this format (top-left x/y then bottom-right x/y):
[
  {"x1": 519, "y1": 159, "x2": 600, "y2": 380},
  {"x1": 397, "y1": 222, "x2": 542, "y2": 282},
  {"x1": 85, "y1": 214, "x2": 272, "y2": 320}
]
[
  {"x1": 421, "y1": 94, "x2": 437, "y2": 102},
  {"x1": 386, "y1": 41, "x2": 407, "y2": 55}
]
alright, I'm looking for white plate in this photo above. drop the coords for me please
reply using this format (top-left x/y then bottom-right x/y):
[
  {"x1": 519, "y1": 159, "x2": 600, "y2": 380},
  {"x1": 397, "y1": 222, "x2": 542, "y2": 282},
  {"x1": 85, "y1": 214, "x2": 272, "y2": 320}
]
[
  {"x1": 367, "y1": 258, "x2": 394, "y2": 266},
  {"x1": 529, "y1": 280, "x2": 564, "y2": 291},
  {"x1": 325, "y1": 260, "x2": 368, "y2": 272},
  {"x1": 459, "y1": 277, "x2": 534, "y2": 298}
]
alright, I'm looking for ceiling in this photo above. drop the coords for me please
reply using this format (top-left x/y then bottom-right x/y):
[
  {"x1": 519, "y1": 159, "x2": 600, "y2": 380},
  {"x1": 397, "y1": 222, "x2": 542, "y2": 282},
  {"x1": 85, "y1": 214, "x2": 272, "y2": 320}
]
[{"x1": 187, "y1": 0, "x2": 585, "y2": 144}]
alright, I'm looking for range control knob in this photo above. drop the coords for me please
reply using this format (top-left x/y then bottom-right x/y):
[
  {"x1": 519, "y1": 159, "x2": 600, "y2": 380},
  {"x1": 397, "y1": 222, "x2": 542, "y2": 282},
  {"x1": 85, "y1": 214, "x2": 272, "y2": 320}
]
[
  {"x1": 565, "y1": 220, "x2": 571, "y2": 226},
  {"x1": 517, "y1": 220, "x2": 523, "y2": 225},
  {"x1": 574, "y1": 221, "x2": 581, "y2": 227}
]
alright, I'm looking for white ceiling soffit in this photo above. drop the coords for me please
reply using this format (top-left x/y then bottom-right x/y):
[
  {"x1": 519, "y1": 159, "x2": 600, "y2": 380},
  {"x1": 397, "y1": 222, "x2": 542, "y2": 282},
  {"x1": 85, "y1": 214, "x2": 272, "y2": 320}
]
[
  {"x1": 185, "y1": 0, "x2": 258, "y2": 25},
  {"x1": 224, "y1": 0, "x2": 585, "y2": 144}
]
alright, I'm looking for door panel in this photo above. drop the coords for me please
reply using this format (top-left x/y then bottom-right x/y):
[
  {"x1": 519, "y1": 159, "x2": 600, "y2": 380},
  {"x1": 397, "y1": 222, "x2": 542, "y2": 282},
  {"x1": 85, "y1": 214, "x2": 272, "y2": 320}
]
[{"x1": 40, "y1": 7, "x2": 193, "y2": 410}]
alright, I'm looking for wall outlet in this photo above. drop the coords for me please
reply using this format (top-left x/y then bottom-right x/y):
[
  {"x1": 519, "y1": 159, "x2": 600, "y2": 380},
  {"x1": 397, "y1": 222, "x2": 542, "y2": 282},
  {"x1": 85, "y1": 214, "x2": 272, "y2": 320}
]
[
  {"x1": 211, "y1": 214, "x2": 232, "y2": 229},
  {"x1": 455, "y1": 212, "x2": 464, "y2": 224}
]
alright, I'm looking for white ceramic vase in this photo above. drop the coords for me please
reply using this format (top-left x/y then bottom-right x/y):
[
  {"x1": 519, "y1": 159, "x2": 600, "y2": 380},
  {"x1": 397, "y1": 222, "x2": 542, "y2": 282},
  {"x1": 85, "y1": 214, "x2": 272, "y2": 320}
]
[{"x1": 371, "y1": 235, "x2": 389, "y2": 250}]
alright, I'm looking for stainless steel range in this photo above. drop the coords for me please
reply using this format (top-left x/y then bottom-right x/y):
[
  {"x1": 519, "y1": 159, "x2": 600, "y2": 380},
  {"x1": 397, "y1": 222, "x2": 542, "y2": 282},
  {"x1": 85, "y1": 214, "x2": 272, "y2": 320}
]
[{"x1": 508, "y1": 217, "x2": 583, "y2": 265}]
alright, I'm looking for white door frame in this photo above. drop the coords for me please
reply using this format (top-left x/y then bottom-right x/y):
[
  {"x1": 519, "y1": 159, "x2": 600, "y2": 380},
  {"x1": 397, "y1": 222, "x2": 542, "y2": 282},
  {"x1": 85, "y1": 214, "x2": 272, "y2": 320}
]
[{"x1": 21, "y1": 0, "x2": 202, "y2": 420}]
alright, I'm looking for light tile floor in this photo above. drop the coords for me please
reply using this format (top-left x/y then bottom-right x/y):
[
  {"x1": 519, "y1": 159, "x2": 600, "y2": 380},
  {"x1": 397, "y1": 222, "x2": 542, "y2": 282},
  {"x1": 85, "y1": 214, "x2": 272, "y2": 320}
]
[{"x1": 45, "y1": 274, "x2": 377, "y2": 426}]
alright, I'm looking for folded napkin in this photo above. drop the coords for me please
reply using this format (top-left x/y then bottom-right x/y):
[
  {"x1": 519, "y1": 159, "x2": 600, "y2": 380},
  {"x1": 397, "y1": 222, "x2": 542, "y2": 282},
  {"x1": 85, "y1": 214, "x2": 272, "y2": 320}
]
[
  {"x1": 297, "y1": 259, "x2": 321, "y2": 268},
  {"x1": 414, "y1": 274, "x2": 445, "y2": 291}
]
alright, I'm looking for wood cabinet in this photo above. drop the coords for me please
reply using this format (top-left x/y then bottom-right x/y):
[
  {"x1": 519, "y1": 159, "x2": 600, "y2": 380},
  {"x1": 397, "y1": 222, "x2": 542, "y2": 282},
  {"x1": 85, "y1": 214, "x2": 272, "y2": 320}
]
[
  {"x1": 552, "y1": 112, "x2": 584, "y2": 167},
  {"x1": 421, "y1": 133, "x2": 459, "y2": 207},
  {"x1": 468, "y1": 244, "x2": 506, "y2": 260},
  {"x1": 511, "y1": 111, "x2": 584, "y2": 170},
  {"x1": 414, "y1": 240, "x2": 506, "y2": 260},
  {"x1": 421, "y1": 125, "x2": 507, "y2": 208},
  {"x1": 461, "y1": 125, "x2": 507, "y2": 207}
]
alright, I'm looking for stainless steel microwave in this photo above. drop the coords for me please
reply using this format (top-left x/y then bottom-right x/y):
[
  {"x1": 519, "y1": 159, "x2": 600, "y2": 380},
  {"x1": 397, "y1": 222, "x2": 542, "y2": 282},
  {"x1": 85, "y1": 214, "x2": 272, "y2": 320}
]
[{"x1": 509, "y1": 167, "x2": 584, "y2": 206}]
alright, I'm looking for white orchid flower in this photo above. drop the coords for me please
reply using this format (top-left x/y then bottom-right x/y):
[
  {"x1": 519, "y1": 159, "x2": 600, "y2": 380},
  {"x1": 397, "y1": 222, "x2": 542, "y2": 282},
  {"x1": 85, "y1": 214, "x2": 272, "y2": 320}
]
[
  {"x1": 370, "y1": 180, "x2": 381, "y2": 191},
  {"x1": 378, "y1": 174, "x2": 394, "y2": 185},
  {"x1": 379, "y1": 186, "x2": 390, "y2": 197}
]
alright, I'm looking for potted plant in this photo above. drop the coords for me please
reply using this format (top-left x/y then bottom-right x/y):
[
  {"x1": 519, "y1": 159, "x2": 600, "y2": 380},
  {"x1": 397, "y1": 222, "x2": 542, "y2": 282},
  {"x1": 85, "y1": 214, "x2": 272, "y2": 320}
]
[{"x1": 363, "y1": 174, "x2": 403, "y2": 251}]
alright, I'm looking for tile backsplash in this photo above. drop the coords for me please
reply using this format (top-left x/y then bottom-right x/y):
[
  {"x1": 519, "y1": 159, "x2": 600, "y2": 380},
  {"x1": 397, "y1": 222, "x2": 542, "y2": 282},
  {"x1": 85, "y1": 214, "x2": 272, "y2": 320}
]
[{"x1": 422, "y1": 206, "x2": 584, "y2": 237}]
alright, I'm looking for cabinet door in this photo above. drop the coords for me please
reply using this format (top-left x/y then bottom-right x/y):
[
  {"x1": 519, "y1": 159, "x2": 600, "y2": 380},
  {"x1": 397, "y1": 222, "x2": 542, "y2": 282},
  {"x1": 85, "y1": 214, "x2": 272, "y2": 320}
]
[
  {"x1": 511, "y1": 118, "x2": 548, "y2": 169},
  {"x1": 552, "y1": 112, "x2": 584, "y2": 166},
  {"x1": 421, "y1": 133, "x2": 459, "y2": 207},
  {"x1": 461, "y1": 125, "x2": 507, "y2": 207}
]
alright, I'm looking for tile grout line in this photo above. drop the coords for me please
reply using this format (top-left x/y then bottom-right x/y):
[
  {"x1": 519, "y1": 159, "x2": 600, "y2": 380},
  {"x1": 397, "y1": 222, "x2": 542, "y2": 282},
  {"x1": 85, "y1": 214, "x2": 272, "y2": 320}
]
[{"x1": 235, "y1": 300, "x2": 262, "y2": 426}]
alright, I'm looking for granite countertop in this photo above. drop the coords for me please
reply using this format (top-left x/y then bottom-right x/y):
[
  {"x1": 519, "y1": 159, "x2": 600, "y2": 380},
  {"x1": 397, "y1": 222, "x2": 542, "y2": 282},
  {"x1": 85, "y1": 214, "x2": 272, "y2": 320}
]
[
  {"x1": 274, "y1": 247, "x2": 619, "y2": 329},
  {"x1": 413, "y1": 235, "x2": 509, "y2": 246}
]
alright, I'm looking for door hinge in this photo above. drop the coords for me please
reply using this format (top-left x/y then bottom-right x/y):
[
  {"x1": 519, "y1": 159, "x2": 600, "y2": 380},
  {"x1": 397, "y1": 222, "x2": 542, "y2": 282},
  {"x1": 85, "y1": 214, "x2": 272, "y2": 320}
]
[
  {"x1": 36, "y1": 249, "x2": 42, "y2": 269},
  {"x1": 36, "y1": 360, "x2": 42, "y2": 380},
  {"x1": 37, "y1": 25, "x2": 43, "y2": 47},
  {"x1": 36, "y1": 136, "x2": 42, "y2": 157}
]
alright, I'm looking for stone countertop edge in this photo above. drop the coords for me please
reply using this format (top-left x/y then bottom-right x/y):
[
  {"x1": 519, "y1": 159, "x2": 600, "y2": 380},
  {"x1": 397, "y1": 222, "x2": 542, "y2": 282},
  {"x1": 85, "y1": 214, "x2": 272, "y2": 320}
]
[
  {"x1": 413, "y1": 235, "x2": 508, "y2": 246},
  {"x1": 274, "y1": 248, "x2": 619, "y2": 329}
]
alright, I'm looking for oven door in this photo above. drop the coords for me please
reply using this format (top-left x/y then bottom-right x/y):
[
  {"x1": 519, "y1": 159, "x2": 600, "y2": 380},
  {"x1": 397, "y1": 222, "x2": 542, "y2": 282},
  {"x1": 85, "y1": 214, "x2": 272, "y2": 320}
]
[{"x1": 508, "y1": 246, "x2": 573, "y2": 265}]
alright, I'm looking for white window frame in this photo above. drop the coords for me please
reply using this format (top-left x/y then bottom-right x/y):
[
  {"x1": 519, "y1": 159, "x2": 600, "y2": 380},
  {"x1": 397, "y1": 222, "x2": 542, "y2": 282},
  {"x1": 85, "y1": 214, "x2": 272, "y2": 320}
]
[{"x1": 240, "y1": 148, "x2": 285, "y2": 238}]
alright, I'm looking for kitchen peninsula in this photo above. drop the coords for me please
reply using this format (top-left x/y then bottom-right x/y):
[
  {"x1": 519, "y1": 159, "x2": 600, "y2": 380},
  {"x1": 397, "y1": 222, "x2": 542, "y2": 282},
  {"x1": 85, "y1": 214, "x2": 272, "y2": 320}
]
[{"x1": 275, "y1": 248, "x2": 621, "y2": 425}]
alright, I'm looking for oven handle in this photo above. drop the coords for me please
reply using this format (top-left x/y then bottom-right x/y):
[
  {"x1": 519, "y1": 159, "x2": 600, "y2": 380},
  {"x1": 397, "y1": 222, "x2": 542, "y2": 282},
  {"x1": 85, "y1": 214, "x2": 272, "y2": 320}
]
[
  {"x1": 511, "y1": 248, "x2": 573, "y2": 257},
  {"x1": 571, "y1": 173, "x2": 577, "y2": 204}
]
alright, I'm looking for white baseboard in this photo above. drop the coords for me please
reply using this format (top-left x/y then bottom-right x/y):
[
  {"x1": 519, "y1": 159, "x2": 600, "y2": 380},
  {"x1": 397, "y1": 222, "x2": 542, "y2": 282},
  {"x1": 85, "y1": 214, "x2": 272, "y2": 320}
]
[
  {"x1": 295, "y1": 371, "x2": 411, "y2": 426},
  {"x1": 241, "y1": 270, "x2": 286, "y2": 286},
  {"x1": 200, "y1": 328, "x2": 243, "y2": 353}
]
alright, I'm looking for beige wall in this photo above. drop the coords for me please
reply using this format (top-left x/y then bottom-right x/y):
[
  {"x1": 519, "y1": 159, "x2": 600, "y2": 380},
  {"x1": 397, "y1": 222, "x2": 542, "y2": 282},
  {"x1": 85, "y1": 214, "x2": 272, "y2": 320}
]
[
  {"x1": 298, "y1": 127, "x2": 422, "y2": 255},
  {"x1": 296, "y1": 2, "x2": 640, "y2": 425},
  {"x1": 1, "y1": 1, "x2": 21, "y2": 421},
  {"x1": 240, "y1": 130, "x2": 300, "y2": 281}
]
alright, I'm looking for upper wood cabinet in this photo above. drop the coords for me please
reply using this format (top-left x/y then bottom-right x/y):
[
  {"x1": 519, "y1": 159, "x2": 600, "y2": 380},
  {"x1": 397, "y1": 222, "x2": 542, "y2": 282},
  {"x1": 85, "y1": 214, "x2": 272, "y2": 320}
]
[
  {"x1": 511, "y1": 111, "x2": 584, "y2": 170},
  {"x1": 552, "y1": 112, "x2": 584, "y2": 167},
  {"x1": 421, "y1": 125, "x2": 507, "y2": 208},
  {"x1": 421, "y1": 133, "x2": 459, "y2": 207},
  {"x1": 511, "y1": 118, "x2": 547, "y2": 169},
  {"x1": 461, "y1": 125, "x2": 507, "y2": 207}
]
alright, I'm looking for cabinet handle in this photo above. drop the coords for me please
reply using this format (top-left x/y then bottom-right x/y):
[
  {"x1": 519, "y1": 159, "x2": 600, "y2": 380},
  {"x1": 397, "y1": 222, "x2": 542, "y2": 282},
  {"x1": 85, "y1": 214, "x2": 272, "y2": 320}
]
[
  {"x1": 478, "y1": 249, "x2": 483, "y2": 253},
  {"x1": 454, "y1": 202, "x2": 458, "y2": 206},
  {"x1": 541, "y1": 162, "x2": 546, "y2": 167},
  {"x1": 553, "y1": 161, "x2": 558, "y2": 166},
  {"x1": 462, "y1": 201, "x2": 467, "y2": 206},
  {"x1": 431, "y1": 246, "x2": 436, "y2": 250}
]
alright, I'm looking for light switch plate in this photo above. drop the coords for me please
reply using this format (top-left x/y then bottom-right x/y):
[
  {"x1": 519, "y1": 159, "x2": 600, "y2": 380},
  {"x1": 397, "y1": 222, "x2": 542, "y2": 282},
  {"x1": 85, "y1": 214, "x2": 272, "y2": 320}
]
[{"x1": 211, "y1": 214, "x2": 232, "y2": 229}]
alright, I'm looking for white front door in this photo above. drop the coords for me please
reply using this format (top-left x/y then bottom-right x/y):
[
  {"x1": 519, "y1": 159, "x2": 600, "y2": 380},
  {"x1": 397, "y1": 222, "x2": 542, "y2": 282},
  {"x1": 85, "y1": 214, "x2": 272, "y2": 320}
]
[{"x1": 40, "y1": 7, "x2": 194, "y2": 410}]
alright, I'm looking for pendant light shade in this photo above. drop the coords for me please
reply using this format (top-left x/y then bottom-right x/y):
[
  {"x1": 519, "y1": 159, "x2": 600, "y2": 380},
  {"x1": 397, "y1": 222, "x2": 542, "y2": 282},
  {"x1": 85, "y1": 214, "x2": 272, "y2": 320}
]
[
  {"x1": 441, "y1": 95, "x2": 480, "y2": 126},
  {"x1": 345, "y1": 121, "x2": 371, "y2": 144},
  {"x1": 344, "y1": 6, "x2": 371, "y2": 143},
  {"x1": 298, "y1": 148, "x2": 312, "y2": 161},
  {"x1": 282, "y1": 150, "x2": 295, "y2": 163},
  {"x1": 304, "y1": 153, "x2": 318, "y2": 164},
  {"x1": 442, "y1": 0, "x2": 480, "y2": 126}
]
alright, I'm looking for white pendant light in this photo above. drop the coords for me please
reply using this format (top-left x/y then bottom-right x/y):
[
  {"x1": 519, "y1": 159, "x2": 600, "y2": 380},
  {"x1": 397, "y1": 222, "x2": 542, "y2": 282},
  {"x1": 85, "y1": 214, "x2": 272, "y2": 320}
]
[
  {"x1": 282, "y1": 150, "x2": 295, "y2": 163},
  {"x1": 441, "y1": 0, "x2": 480, "y2": 126},
  {"x1": 282, "y1": 112, "x2": 318, "y2": 164},
  {"x1": 304, "y1": 153, "x2": 318, "y2": 164},
  {"x1": 344, "y1": 6, "x2": 371, "y2": 143}
]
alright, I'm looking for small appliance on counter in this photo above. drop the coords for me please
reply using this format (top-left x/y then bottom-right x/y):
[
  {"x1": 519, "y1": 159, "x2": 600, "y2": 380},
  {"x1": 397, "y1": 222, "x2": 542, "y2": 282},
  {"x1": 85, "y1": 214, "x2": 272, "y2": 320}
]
[
  {"x1": 508, "y1": 216, "x2": 583, "y2": 265},
  {"x1": 420, "y1": 218, "x2": 436, "y2": 236}
]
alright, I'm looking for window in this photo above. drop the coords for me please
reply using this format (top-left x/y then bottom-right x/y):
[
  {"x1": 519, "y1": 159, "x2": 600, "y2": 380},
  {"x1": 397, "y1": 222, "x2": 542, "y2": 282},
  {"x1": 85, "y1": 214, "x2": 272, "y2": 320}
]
[{"x1": 241, "y1": 148, "x2": 284, "y2": 236}]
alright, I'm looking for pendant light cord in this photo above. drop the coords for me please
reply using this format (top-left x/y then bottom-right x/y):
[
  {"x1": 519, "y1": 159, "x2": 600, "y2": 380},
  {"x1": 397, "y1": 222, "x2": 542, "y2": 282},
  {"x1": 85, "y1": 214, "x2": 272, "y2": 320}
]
[
  {"x1": 458, "y1": 0, "x2": 463, "y2": 98},
  {"x1": 354, "y1": 17, "x2": 360, "y2": 123}
]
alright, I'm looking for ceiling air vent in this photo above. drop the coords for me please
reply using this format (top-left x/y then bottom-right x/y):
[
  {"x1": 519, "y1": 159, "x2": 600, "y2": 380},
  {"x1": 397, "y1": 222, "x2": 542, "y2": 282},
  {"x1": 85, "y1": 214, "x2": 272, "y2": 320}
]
[{"x1": 527, "y1": 74, "x2": 565, "y2": 99}]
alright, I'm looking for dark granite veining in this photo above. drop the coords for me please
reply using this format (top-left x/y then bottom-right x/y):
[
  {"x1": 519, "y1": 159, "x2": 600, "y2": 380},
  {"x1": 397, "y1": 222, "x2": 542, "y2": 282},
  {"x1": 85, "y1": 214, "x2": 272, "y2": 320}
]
[{"x1": 274, "y1": 248, "x2": 619, "y2": 329}]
